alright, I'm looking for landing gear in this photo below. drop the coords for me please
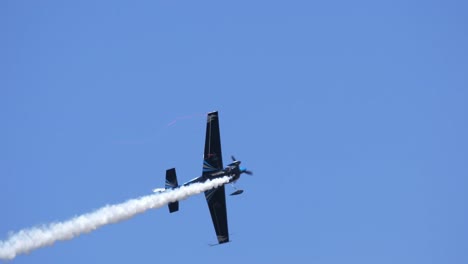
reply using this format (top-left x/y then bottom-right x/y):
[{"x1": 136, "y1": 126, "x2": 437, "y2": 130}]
[
  {"x1": 229, "y1": 183, "x2": 244, "y2": 196},
  {"x1": 230, "y1": 189, "x2": 244, "y2": 196}
]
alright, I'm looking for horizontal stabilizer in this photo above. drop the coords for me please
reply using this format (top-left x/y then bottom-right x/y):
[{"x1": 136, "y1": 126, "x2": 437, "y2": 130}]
[
  {"x1": 168, "y1": 201, "x2": 179, "y2": 213},
  {"x1": 165, "y1": 168, "x2": 178, "y2": 189},
  {"x1": 166, "y1": 168, "x2": 179, "y2": 213}
]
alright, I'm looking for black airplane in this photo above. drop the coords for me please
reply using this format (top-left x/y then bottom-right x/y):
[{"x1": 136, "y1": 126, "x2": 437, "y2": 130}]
[{"x1": 153, "y1": 111, "x2": 252, "y2": 244}]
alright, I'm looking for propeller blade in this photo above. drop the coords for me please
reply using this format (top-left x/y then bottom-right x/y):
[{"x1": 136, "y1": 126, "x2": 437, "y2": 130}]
[
  {"x1": 231, "y1": 155, "x2": 236, "y2": 161},
  {"x1": 244, "y1": 170, "x2": 253, "y2": 175}
]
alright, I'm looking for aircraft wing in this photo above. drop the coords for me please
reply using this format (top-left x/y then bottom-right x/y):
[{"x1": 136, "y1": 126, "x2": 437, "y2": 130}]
[
  {"x1": 203, "y1": 111, "x2": 223, "y2": 174},
  {"x1": 203, "y1": 111, "x2": 229, "y2": 244},
  {"x1": 204, "y1": 186, "x2": 229, "y2": 244}
]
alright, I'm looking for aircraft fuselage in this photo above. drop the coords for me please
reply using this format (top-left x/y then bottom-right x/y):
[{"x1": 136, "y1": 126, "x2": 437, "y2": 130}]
[{"x1": 182, "y1": 164, "x2": 242, "y2": 187}]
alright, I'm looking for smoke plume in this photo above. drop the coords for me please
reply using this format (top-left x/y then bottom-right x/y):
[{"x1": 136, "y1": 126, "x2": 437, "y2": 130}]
[{"x1": 0, "y1": 177, "x2": 229, "y2": 260}]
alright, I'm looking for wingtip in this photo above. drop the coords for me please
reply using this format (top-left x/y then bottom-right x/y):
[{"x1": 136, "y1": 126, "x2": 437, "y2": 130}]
[{"x1": 209, "y1": 240, "x2": 230, "y2": 247}]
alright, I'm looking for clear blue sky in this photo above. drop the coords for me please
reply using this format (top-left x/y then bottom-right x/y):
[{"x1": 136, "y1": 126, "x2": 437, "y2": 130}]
[{"x1": 1, "y1": 0, "x2": 467, "y2": 263}]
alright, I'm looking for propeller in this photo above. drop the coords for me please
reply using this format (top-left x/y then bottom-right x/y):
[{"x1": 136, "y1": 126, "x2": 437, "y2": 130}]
[
  {"x1": 231, "y1": 154, "x2": 253, "y2": 175},
  {"x1": 243, "y1": 170, "x2": 253, "y2": 175},
  {"x1": 229, "y1": 154, "x2": 253, "y2": 197}
]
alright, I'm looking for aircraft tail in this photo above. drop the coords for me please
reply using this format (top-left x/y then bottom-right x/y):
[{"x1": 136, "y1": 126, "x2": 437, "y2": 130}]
[{"x1": 165, "y1": 168, "x2": 179, "y2": 213}]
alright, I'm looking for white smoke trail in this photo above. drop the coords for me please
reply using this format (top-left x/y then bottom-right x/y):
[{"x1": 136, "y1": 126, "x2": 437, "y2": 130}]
[{"x1": 0, "y1": 177, "x2": 230, "y2": 260}]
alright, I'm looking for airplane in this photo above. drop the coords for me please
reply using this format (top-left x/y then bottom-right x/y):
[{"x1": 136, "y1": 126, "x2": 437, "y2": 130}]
[{"x1": 153, "y1": 111, "x2": 252, "y2": 244}]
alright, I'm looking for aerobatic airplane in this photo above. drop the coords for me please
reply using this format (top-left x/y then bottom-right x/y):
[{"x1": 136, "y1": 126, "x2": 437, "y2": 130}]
[{"x1": 153, "y1": 111, "x2": 252, "y2": 244}]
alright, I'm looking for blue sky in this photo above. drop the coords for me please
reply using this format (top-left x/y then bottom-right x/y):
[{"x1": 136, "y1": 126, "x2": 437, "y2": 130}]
[{"x1": 1, "y1": 0, "x2": 467, "y2": 263}]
